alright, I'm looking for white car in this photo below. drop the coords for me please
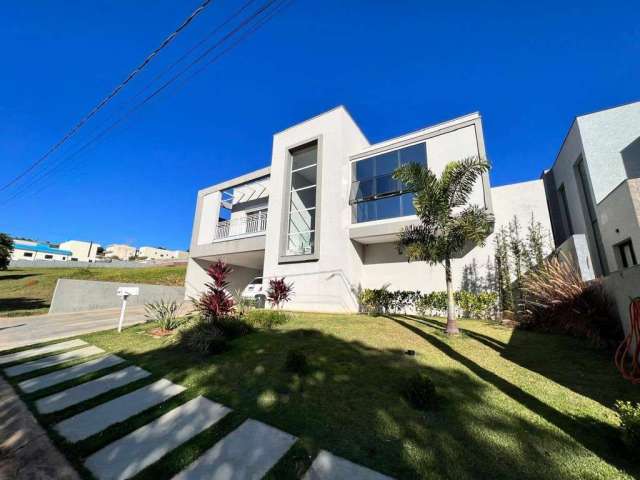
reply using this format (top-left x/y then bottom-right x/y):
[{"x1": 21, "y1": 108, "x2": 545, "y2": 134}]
[{"x1": 242, "y1": 277, "x2": 265, "y2": 301}]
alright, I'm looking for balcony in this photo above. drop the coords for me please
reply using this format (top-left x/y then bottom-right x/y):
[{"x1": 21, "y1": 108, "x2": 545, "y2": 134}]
[{"x1": 215, "y1": 211, "x2": 268, "y2": 241}]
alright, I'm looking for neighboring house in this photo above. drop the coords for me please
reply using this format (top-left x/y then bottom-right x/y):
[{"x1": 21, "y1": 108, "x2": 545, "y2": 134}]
[
  {"x1": 11, "y1": 241, "x2": 72, "y2": 261},
  {"x1": 186, "y1": 106, "x2": 552, "y2": 312},
  {"x1": 138, "y1": 246, "x2": 188, "y2": 260},
  {"x1": 543, "y1": 101, "x2": 640, "y2": 277},
  {"x1": 59, "y1": 240, "x2": 101, "y2": 262},
  {"x1": 104, "y1": 244, "x2": 138, "y2": 260}
]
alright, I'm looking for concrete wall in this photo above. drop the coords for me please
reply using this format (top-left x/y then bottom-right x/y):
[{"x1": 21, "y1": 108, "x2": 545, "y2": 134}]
[
  {"x1": 555, "y1": 234, "x2": 595, "y2": 281},
  {"x1": 184, "y1": 257, "x2": 260, "y2": 300},
  {"x1": 49, "y1": 279, "x2": 185, "y2": 314},
  {"x1": 59, "y1": 241, "x2": 101, "y2": 262},
  {"x1": 602, "y1": 265, "x2": 640, "y2": 336},
  {"x1": 9, "y1": 259, "x2": 160, "y2": 268}
]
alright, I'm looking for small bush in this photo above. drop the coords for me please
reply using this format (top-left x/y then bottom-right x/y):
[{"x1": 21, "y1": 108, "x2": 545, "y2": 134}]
[
  {"x1": 403, "y1": 373, "x2": 437, "y2": 411},
  {"x1": 267, "y1": 277, "x2": 294, "y2": 309},
  {"x1": 615, "y1": 400, "x2": 640, "y2": 449},
  {"x1": 193, "y1": 260, "x2": 235, "y2": 320},
  {"x1": 178, "y1": 320, "x2": 228, "y2": 354},
  {"x1": 245, "y1": 309, "x2": 290, "y2": 329},
  {"x1": 144, "y1": 299, "x2": 181, "y2": 330},
  {"x1": 215, "y1": 316, "x2": 253, "y2": 339},
  {"x1": 284, "y1": 350, "x2": 308, "y2": 375}
]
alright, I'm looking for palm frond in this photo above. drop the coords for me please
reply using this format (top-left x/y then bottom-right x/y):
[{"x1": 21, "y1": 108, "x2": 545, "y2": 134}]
[{"x1": 441, "y1": 157, "x2": 490, "y2": 208}]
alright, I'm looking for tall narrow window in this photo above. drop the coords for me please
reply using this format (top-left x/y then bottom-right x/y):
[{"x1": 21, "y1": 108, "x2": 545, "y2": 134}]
[
  {"x1": 285, "y1": 142, "x2": 318, "y2": 256},
  {"x1": 616, "y1": 239, "x2": 637, "y2": 269},
  {"x1": 575, "y1": 157, "x2": 608, "y2": 275}
]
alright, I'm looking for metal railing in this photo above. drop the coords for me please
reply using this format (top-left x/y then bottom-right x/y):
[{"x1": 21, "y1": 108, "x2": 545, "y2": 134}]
[{"x1": 215, "y1": 211, "x2": 268, "y2": 240}]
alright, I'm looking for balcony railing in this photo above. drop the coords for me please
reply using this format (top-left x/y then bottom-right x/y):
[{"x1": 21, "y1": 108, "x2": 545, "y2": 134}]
[{"x1": 215, "y1": 211, "x2": 268, "y2": 240}]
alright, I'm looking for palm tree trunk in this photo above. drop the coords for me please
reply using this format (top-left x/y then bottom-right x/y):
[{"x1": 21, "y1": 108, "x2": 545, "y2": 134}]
[{"x1": 445, "y1": 257, "x2": 459, "y2": 335}]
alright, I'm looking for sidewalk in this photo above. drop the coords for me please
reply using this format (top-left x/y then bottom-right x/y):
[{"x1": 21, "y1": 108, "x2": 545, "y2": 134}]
[{"x1": 0, "y1": 306, "x2": 147, "y2": 350}]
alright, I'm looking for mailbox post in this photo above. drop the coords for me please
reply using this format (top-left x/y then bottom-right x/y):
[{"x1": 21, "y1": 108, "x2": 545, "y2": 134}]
[{"x1": 116, "y1": 287, "x2": 139, "y2": 332}]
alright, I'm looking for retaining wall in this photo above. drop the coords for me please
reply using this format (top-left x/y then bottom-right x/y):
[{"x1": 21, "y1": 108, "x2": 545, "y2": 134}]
[
  {"x1": 10, "y1": 259, "x2": 186, "y2": 269},
  {"x1": 49, "y1": 279, "x2": 185, "y2": 314}
]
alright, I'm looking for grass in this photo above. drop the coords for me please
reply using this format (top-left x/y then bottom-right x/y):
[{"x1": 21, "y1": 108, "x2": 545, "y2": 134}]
[
  {"x1": 2, "y1": 312, "x2": 640, "y2": 479},
  {"x1": 0, "y1": 265, "x2": 186, "y2": 317}
]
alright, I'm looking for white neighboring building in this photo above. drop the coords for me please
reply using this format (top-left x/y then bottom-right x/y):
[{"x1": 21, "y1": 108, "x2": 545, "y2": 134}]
[
  {"x1": 186, "y1": 106, "x2": 553, "y2": 312},
  {"x1": 104, "y1": 244, "x2": 138, "y2": 260},
  {"x1": 10, "y1": 241, "x2": 72, "y2": 261},
  {"x1": 58, "y1": 240, "x2": 101, "y2": 262},
  {"x1": 138, "y1": 246, "x2": 188, "y2": 260}
]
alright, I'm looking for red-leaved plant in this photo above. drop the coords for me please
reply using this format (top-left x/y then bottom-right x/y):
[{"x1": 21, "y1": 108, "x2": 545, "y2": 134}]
[
  {"x1": 267, "y1": 277, "x2": 294, "y2": 309},
  {"x1": 194, "y1": 260, "x2": 235, "y2": 319}
]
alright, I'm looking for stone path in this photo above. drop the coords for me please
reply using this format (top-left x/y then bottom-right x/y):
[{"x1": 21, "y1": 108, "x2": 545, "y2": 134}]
[
  {"x1": 86, "y1": 396, "x2": 231, "y2": 480},
  {"x1": 19, "y1": 354, "x2": 125, "y2": 393},
  {"x1": 55, "y1": 378, "x2": 186, "y2": 442},
  {"x1": 36, "y1": 365, "x2": 151, "y2": 414},
  {"x1": 303, "y1": 450, "x2": 394, "y2": 480},
  {"x1": 4, "y1": 345, "x2": 104, "y2": 377},
  {"x1": 172, "y1": 419, "x2": 297, "y2": 480},
  {"x1": 2, "y1": 338, "x2": 394, "y2": 480},
  {"x1": 0, "y1": 339, "x2": 87, "y2": 365}
]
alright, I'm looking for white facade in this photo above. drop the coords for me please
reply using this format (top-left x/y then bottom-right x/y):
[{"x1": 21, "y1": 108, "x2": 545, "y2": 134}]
[
  {"x1": 10, "y1": 240, "x2": 72, "y2": 261},
  {"x1": 58, "y1": 240, "x2": 101, "y2": 262},
  {"x1": 543, "y1": 101, "x2": 640, "y2": 276},
  {"x1": 186, "y1": 106, "x2": 552, "y2": 312},
  {"x1": 138, "y1": 246, "x2": 188, "y2": 260},
  {"x1": 104, "y1": 244, "x2": 138, "y2": 260}
]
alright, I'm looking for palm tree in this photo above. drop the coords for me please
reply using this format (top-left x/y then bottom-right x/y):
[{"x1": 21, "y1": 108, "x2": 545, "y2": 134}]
[{"x1": 393, "y1": 157, "x2": 494, "y2": 334}]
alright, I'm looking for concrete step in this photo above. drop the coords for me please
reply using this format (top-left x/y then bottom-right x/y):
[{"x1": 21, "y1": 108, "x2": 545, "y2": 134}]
[
  {"x1": 0, "y1": 339, "x2": 88, "y2": 365},
  {"x1": 4, "y1": 346, "x2": 105, "y2": 377},
  {"x1": 303, "y1": 450, "x2": 394, "y2": 480}
]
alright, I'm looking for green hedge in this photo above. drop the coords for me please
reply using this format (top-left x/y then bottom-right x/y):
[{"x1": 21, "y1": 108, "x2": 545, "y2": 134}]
[{"x1": 358, "y1": 288, "x2": 498, "y2": 319}]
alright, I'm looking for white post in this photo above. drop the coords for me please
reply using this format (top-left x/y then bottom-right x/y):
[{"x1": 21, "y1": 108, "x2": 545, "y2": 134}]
[{"x1": 118, "y1": 294, "x2": 128, "y2": 333}]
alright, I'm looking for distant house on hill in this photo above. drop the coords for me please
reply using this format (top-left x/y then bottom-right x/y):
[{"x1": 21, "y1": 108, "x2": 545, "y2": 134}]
[{"x1": 11, "y1": 240, "x2": 72, "y2": 261}]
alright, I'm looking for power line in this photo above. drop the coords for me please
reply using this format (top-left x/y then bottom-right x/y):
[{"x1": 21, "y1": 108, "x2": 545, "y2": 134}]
[
  {"x1": 0, "y1": 0, "x2": 213, "y2": 194},
  {"x1": 0, "y1": 0, "x2": 293, "y2": 207}
]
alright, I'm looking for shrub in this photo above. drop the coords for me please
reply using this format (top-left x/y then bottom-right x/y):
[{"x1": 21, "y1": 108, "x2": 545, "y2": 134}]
[
  {"x1": 519, "y1": 254, "x2": 623, "y2": 348},
  {"x1": 267, "y1": 277, "x2": 294, "y2": 309},
  {"x1": 284, "y1": 349, "x2": 309, "y2": 375},
  {"x1": 178, "y1": 319, "x2": 228, "y2": 354},
  {"x1": 403, "y1": 373, "x2": 438, "y2": 410},
  {"x1": 215, "y1": 316, "x2": 253, "y2": 338},
  {"x1": 233, "y1": 289, "x2": 257, "y2": 315},
  {"x1": 193, "y1": 260, "x2": 235, "y2": 320},
  {"x1": 144, "y1": 299, "x2": 181, "y2": 330},
  {"x1": 615, "y1": 400, "x2": 640, "y2": 449},
  {"x1": 245, "y1": 309, "x2": 290, "y2": 329}
]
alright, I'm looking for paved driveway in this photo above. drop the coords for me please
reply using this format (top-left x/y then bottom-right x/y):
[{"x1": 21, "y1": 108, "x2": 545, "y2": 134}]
[{"x1": 0, "y1": 307, "x2": 147, "y2": 350}]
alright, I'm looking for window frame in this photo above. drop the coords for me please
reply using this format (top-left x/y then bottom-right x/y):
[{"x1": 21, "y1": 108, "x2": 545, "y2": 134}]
[
  {"x1": 279, "y1": 136, "x2": 323, "y2": 264},
  {"x1": 615, "y1": 238, "x2": 638, "y2": 270}
]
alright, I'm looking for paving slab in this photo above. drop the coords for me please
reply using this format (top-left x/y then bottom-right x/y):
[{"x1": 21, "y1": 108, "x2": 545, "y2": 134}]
[
  {"x1": 36, "y1": 365, "x2": 151, "y2": 414},
  {"x1": 0, "y1": 339, "x2": 87, "y2": 365},
  {"x1": 0, "y1": 376, "x2": 80, "y2": 480},
  {"x1": 85, "y1": 396, "x2": 231, "y2": 480},
  {"x1": 18, "y1": 354, "x2": 125, "y2": 393},
  {"x1": 54, "y1": 378, "x2": 186, "y2": 442},
  {"x1": 3, "y1": 345, "x2": 105, "y2": 377},
  {"x1": 172, "y1": 419, "x2": 297, "y2": 480},
  {"x1": 303, "y1": 450, "x2": 394, "y2": 480}
]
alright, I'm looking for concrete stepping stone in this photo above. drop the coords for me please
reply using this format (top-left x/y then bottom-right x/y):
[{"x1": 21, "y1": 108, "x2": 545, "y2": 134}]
[
  {"x1": 54, "y1": 378, "x2": 186, "y2": 442},
  {"x1": 36, "y1": 366, "x2": 151, "y2": 414},
  {"x1": 303, "y1": 451, "x2": 394, "y2": 480},
  {"x1": 18, "y1": 355, "x2": 125, "y2": 394},
  {"x1": 4, "y1": 346, "x2": 105, "y2": 377},
  {"x1": 85, "y1": 396, "x2": 231, "y2": 480},
  {"x1": 172, "y1": 419, "x2": 297, "y2": 480},
  {"x1": 0, "y1": 339, "x2": 87, "y2": 365}
]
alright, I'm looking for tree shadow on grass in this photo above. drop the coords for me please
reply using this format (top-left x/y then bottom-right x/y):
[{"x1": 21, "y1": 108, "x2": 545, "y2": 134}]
[
  {"x1": 71, "y1": 323, "x2": 637, "y2": 480},
  {"x1": 388, "y1": 316, "x2": 638, "y2": 479},
  {"x1": 0, "y1": 273, "x2": 39, "y2": 281},
  {"x1": 0, "y1": 297, "x2": 48, "y2": 314}
]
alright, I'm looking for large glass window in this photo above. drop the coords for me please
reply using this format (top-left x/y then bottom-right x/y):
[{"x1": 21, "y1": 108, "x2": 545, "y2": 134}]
[
  {"x1": 286, "y1": 142, "x2": 318, "y2": 256},
  {"x1": 351, "y1": 142, "x2": 426, "y2": 222}
]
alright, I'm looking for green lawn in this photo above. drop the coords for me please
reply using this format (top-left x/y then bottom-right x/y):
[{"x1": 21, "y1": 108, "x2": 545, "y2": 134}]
[
  {"x1": 2, "y1": 313, "x2": 639, "y2": 479},
  {"x1": 0, "y1": 265, "x2": 186, "y2": 317}
]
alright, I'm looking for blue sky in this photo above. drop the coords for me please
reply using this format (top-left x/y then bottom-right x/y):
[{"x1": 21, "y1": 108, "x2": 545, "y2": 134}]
[{"x1": 1, "y1": 0, "x2": 638, "y2": 250}]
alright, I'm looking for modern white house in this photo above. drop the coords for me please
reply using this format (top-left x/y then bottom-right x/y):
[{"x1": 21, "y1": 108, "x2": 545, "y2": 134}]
[
  {"x1": 104, "y1": 244, "x2": 138, "y2": 260},
  {"x1": 10, "y1": 240, "x2": 72, "y2": 261},
  {"x1": 58, "y1": 240, "x2": 101, "y2": 262},
  {"x1": 138, "y1": 246, "x2": 189, "y2": 260},
  {"x1": 186, "y1": 106, "x2": 552, "y2": 312},
  {"x1": 543, "y1": 101, "x2": 640, "y2": 277}
]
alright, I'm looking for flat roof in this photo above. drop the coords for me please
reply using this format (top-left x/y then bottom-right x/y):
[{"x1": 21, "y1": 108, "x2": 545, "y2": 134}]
[{"x1": 14, "y1": 243, "x2": 73, "y2": 256}]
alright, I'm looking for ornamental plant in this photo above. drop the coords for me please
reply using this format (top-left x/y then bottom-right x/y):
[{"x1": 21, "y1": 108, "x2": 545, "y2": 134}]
[
  {"x1": 194, "y1": 260, "x2": 235, "y2": 320},
  {"x1": 267, "y1": 277, "x2": 294, "y2": 309}
]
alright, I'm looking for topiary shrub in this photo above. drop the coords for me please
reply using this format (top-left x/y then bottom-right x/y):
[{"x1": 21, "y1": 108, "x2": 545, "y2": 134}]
[
  {"x1": 245, "y1": 309, "x2": 290, "y2": 329},
  {"x1": 284, "y1": 349, "x2": 308, "y2": 375},
  {"x1": 403, "y1": 373, "x2": 438, "y2": 411},
  {"x1": 615, "y1": 400, "x2": 640, "y2": 449}
]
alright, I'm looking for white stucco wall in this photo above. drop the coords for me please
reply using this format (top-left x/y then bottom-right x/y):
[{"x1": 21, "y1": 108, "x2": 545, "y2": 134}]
[{"x1": 59, "y1": 240, "x2": 101, "y2": 262}]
